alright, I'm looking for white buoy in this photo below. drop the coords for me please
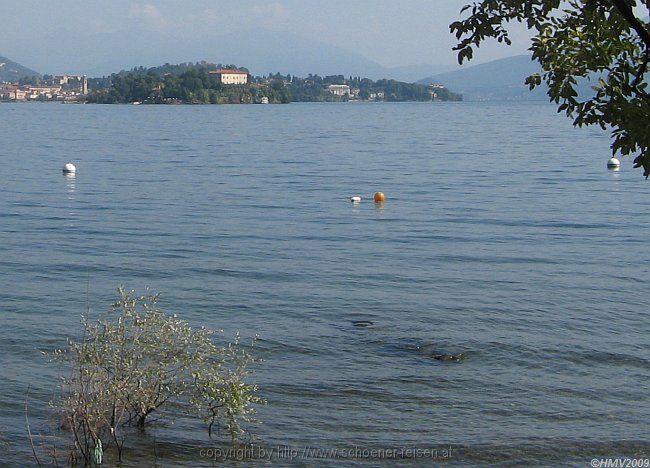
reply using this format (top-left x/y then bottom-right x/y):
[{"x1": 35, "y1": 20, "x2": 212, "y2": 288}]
[
  {"x1": 607, "y1": 157, "x2": 620, "y2": 169},
  {"x1": 350, "y1": 196, "x2": 361, "y2": 204},
  {"x1": 63, "y1": 162, "x2": 77, "y2": 174}
]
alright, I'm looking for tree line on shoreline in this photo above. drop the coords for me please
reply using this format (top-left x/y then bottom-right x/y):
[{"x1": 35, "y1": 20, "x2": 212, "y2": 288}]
[{"x1": 85, "y1": 62, "x2": 462, "y2": 104}]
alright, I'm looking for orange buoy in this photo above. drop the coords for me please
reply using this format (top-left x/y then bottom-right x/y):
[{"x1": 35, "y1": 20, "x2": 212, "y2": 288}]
[{"x1": 373, "y1": 192, "x2": 386, "y2": 203}]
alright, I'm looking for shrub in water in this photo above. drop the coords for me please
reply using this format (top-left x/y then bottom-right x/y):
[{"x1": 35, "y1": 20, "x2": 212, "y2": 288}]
[{"x1": 50, "y1": 287, "x2": 261, "y2": 464}]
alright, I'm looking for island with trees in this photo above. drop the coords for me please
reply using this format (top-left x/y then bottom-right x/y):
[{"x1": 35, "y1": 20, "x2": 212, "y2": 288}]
[{"x1": 84, "y1": 61, "x2": 461, "y2": 105}]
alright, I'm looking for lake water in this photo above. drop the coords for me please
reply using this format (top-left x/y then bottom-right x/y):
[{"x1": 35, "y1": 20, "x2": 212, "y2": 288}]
[{"x1": 1, "y1": 101, "x2": 648, "y2": 466}]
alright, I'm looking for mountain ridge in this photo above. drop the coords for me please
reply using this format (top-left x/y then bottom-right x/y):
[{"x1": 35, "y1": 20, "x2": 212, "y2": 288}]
[
  {"x1": 15, "y1": 28, "x2": 455, "y2": 82},
  {"x1": 418, "y1": 54, "x2": 603, "y2": 101},
  {"x1": 418, "y1": 55, "x2": 547, "y2": 101},
  {"x1": 0, "y1": 55, "x2": 40, "y2": 82}
]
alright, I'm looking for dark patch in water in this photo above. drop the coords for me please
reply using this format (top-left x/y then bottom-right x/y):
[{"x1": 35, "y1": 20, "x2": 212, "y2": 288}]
[
  {"x1": 352, "y1": 320, "x2": 374, "y2": 328},
  {"x1": 432, "y1": 352, "x2": 467, "y2": 362},
  {"x1": 402, "y1": 342, "x2": 469, "y2": 363}
]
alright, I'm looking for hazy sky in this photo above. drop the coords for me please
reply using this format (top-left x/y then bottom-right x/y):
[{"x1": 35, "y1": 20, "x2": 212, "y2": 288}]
[{"x1": 3, "y1": 0, "x2": 534, "y2": 73}]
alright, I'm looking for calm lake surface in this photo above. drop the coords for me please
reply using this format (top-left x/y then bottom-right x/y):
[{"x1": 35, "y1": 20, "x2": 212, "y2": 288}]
[{"x1": 1, "y1": 101, "x2": 648, "y2": 466}]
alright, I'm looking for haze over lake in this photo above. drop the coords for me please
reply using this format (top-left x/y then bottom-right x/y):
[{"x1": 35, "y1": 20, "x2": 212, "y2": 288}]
[{"x1": 1, "y1": 101, "x2": 648, "y2": 465}]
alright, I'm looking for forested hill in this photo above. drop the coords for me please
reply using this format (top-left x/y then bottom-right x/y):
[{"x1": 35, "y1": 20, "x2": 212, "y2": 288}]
[
  {"x1": 285, "y1": 74, "x2": 462, "y2": 102},
  {"x1": 0, "y1": 55, "x2": 40, "y2": 82},
  {"x1": 117, "y1": 62, "x2": 248, "y2": 78},
  {"x1": 87, "y1": 65, "x2": 286, "y2": 104}
]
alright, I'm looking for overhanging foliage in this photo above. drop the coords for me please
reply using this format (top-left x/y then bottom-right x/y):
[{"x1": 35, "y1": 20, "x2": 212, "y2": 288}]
[{"x1": 451, "y1": 0, "x2": 650, "y2": 177}]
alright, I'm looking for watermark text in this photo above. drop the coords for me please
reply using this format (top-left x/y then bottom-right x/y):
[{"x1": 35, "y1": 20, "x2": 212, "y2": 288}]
[
  {"x1": 199, "y1": 445, "x2": 453, "y2": 462},
  {"x1": 591, "y1": 459, "x2": 650, "y2": 468}
]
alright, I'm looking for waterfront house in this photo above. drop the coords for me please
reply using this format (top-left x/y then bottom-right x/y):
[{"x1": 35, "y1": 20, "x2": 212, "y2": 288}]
[
  {"x1": 0, "y1": 83, "x2": 18, "y2": 100},
  {"x1": 327, "y1": 84, "x2": 351, "y2": 96},
  {"x1": 209, "y1": 69, "x2": 249, "y2": 85}
]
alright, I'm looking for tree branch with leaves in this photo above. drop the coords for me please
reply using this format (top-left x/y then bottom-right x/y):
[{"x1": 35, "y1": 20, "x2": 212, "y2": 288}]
[{"x1": 451, "y1": 0, "x2": 650, "y2": 177}]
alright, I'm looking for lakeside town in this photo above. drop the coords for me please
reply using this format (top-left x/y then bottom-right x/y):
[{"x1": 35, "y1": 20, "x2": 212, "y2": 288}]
[
  {"x1": 0, "y1": 74, "x2": 88, "y2": 102},
  {"x1": 0, "y1": 61, "x2": 461, "y2": 104}
]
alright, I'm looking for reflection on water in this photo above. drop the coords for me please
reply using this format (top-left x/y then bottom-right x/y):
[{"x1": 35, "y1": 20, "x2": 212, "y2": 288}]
[
  {"x1": 64, "y1": 172, "x2": 76, "y2": 196},
  {"x1": 64, "y1": 173, "x2": 76, "y2": 224},
  {"x1": 608, "y1": 165, "x2": 622, "y2": 192}
]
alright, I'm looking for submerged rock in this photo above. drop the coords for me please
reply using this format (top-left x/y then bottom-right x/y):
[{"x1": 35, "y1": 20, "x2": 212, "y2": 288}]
[{"x1": 432, "y1": 352, "x2": 467, "y2": 362}]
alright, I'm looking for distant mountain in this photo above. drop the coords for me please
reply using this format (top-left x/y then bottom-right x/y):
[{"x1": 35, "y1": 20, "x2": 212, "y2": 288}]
[
  {"x1": 0, "y1": 55, "x2": 40, "y2": 82},
  {"x1": 187, "y1": 29, "x2": 390, "y2": 79},
  {"x1": 28, "y1": 28, "x2": 452, "y2": 82},
  {"x1": 383, "y1": 63, "x2": 458, "y2": 83},
  {"x1": 418, "y1": 54, "x2": 604, "y2": 101},
  {"x1": 418, "y1": 55, "x2": 545, "y2": 101}
]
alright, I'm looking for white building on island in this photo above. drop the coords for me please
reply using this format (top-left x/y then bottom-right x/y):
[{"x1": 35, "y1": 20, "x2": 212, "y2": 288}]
[
  {"x1": 209, "y1": 69, "x2": 249, "y2": 85},
  {"x1": 327, "y1": 84, "x2": 350, "y2": 96}
]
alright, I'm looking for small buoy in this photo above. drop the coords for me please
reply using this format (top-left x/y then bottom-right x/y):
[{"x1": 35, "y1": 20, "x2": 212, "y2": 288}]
[
  {"x1": 607, "y1": 157, "x2": 620, "y2": 169},
  {"x1": 373, "y1": 192, "x2": 386, "y2": 203},
  {"x1": 63, "y1": 163, "x2": 76, "y2": 174},
  {"x1": 350, "y1": 196, "x2": 361, "y2": 203}
]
